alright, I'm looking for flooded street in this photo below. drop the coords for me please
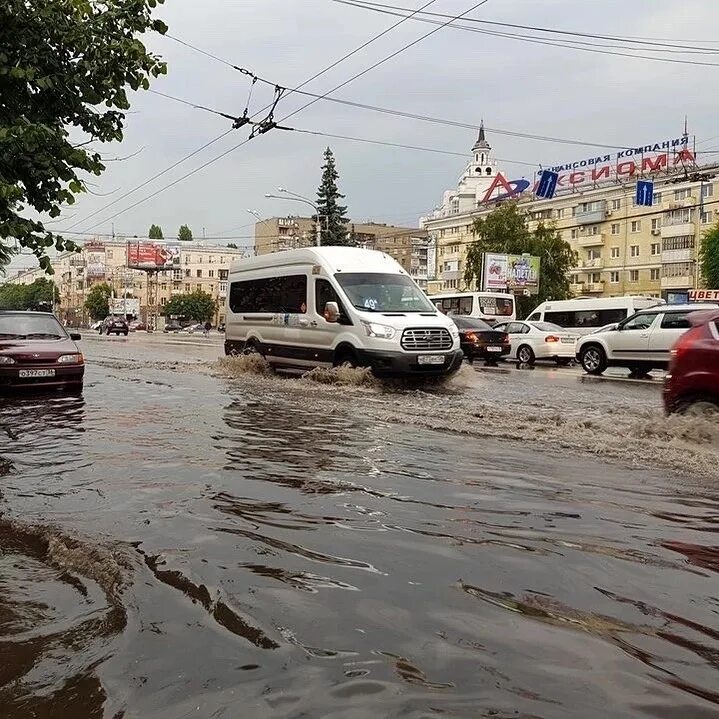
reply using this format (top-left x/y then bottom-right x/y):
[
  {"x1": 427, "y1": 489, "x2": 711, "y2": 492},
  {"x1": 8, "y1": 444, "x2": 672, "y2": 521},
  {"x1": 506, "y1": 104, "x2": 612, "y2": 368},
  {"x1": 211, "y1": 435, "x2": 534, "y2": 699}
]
[{"x1": 1, "y1": 334, "x2": 718, "y2": 718}]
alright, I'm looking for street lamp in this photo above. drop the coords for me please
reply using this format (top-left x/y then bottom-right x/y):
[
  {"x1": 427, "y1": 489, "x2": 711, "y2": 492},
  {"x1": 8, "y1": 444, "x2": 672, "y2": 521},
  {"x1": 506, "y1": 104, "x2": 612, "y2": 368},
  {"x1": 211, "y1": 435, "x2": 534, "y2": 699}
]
[
  {"x1": 246, "y1": 209, "x2": 263, "y2": 221},
  {"x1": 265, "y1": 189, "x2": 323, "y2": 247}
]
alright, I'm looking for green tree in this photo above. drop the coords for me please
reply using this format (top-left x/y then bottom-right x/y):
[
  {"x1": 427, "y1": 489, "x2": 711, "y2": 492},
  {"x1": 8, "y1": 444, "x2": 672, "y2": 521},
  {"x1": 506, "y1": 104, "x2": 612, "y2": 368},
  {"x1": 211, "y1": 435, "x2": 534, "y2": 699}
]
[
  {"x1": 163, "y1": 289, "x2": 217, "y2": 322},
  {"x1": 84, "y1": 282, "x2": 112, "y2": 320},
  {"x1": 0, "y1": 0, "x2": 167, "y2": 273},
  {"x1": 699, "y1": 222, "x2": 719, "y2": 288},
  {"x1": 315, "y1": 147, "x2": 351, "y2": 246},
  {"x1": 177, "y1": 224, "x2": 193, "y2": 242},
  {"x1": 464, "y1": 202, "x2": 577, "y2": 318},
  {"x1": 148, "y1": 224, "x2": 164, "y2": 240},
  {"x1": 0, "y1": 277, "x2": 56, "y2": 310}
]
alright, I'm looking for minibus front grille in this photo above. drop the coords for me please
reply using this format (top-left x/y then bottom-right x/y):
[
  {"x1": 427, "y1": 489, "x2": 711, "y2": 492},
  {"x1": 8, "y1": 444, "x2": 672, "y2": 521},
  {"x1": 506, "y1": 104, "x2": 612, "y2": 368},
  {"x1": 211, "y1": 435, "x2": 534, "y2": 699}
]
[{"x1": 401, "y1": 328, "x2": 453, "y2": 351}]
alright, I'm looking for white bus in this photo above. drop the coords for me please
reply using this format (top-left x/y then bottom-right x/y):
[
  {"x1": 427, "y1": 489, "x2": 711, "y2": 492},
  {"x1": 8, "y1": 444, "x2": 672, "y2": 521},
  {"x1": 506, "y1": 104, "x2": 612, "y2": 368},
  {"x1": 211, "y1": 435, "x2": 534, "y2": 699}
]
[
  {"x1": 224, "y1": 247, "x2": 463, "y2": 377},
  {"x1": 526, "y1": 296, "x2": 664, "y2": 335},
  {"x1": 429, "y1": 292, "x2": 516, "y2": 324}
]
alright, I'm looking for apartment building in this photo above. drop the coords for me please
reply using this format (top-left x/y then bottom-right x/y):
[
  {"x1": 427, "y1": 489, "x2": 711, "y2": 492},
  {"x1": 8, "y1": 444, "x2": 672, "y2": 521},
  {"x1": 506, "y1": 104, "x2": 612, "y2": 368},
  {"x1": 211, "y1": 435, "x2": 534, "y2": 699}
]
[
  {"x1": 254, "y1": 217, "x2": 428, "y2": 285},
  {"x1": 6, "y1": 240, "x2": 248, "y2": 326},
  {"x1": 422, "y1": 126, "x2": 718, "y2": 300}
]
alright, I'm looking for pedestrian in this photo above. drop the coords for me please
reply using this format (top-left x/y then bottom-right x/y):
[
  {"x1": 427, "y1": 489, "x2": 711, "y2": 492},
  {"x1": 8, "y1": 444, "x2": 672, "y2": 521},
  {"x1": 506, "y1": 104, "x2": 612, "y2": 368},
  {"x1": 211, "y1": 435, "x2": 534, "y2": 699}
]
[{"x1": 203, "y1": 321, "x2": 211, "y2": 337}]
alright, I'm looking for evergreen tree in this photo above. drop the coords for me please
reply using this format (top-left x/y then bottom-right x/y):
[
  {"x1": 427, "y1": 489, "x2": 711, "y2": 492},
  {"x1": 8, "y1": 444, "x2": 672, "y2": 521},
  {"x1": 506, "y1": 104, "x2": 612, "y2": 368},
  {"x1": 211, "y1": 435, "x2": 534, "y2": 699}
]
[
  {"x1": 315, "y1": 147, "x2": 351, "y2": 246},
  {"x1": 148, "y1": 224, "x2": 164, "y2": 240},
  {"x1": 178, "y1": 224, "x2": 193, "y2": 242},
  {"x1": 699, "y1": 222, "x2": 719, "y2": 288}
]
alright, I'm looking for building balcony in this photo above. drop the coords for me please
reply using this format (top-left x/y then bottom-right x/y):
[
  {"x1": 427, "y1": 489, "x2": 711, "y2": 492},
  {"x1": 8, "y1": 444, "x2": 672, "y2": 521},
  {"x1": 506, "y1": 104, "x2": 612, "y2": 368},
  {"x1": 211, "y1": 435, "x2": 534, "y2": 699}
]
[
  {"x1": 575, "y1": 205, "x2": 607, "y2": 225},
  {"x1": 570, "y1": 282, "x2": 586, "y2": 295},
  {"x1": 661, "y1": 276, "x2": 694, "y2": 289},
  {"x1": 579, "y1": 257, "x2": 604, "y2": 270},
  {"x1": 441, "y1": 270, "x2": 461, "y2": 281},
  {"x1": 661, "y1": 248, "x2": 694, "y2": 263},
  {"x1": 586, "y1": 282, "x2": 605, "y2": 293},
  {"x1": 577, "y1": 234, "x2": 605, "y2": 247},
  {"x1": 661, "y1": 222, "x2": 695, "y2": 238}
]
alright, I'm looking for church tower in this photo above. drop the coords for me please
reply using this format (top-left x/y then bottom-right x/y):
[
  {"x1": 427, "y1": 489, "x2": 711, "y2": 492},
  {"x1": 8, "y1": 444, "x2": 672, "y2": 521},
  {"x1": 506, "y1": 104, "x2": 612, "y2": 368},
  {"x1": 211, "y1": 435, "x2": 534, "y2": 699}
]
[{"x1": 470, "y1": 121, "x2": 495, "y2": 178}]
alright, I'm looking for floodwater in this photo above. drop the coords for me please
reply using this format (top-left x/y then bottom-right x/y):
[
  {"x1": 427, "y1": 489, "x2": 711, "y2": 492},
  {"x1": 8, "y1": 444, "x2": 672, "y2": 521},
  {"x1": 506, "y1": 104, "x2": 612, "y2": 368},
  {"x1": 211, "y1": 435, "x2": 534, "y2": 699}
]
[{"x1": 1, "y1": 336, "x2": 718, "y2": 718}]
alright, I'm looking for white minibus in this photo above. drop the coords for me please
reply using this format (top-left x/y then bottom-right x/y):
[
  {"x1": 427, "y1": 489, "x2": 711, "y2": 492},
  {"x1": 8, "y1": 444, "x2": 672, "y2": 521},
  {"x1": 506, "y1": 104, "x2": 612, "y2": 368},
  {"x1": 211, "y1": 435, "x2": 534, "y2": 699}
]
[
  {"x1": 526, "y1": 296, "x2": 664, "y2": 335},
  {"x1": 225, "y1": 247, "x2": 463, "y2": 377},
  {"x1": 429, "y1": 291, "x2": 516, "y2": 324}
]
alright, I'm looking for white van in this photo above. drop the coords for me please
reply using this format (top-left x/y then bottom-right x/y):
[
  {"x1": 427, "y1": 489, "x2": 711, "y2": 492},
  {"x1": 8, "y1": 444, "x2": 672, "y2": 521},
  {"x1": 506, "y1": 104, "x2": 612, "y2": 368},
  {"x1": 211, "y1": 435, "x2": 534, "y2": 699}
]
[
  {"x1": 225, "y1": 247, "x2": 463, "y2": 377},
  {"x1": 429, "y1": 291, "x2": 516, "y2": 324},
  {"x1": 526, "y1": 296, "x2": 664, "y2": 336}
]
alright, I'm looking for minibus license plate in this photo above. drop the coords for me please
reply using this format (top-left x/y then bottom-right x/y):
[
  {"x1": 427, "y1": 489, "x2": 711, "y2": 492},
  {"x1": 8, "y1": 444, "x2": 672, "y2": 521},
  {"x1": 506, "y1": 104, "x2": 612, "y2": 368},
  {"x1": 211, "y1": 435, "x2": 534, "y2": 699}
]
[
  {"x1": 19, "y1": 369, "x2": 55, "y2": 378},
  {"x1": 418, "y1": 355, "x2": 444, "y2": 365}
]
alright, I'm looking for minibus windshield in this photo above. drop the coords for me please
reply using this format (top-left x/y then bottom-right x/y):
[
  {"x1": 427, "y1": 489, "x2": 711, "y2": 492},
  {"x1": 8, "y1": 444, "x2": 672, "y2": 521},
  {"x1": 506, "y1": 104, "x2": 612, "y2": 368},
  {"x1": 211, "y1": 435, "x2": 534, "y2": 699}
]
[{"x1": 335, "y1": 273, "x2": 435, "y2": 313}]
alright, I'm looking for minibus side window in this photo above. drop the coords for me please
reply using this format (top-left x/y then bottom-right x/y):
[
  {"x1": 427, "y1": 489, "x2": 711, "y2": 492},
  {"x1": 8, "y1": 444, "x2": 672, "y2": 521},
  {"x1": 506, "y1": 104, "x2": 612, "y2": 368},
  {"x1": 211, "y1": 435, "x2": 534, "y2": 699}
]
[
  {"x1": 315, "y1": 279, "x2": 351, "y2": 324},
  {"x1": 229, "y1": 275, "x2": 307, "y2": 313}
]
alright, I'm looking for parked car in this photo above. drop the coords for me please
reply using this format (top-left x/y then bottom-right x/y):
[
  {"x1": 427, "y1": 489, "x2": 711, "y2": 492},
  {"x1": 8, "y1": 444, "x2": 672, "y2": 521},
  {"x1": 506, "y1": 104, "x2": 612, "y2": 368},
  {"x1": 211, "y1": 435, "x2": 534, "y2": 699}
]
[
  {"x1": 663, "y1": 308, "x2": 719, "y2": 415},
  {"x1": 186, "y1": 323, "x2": 205, "y2": 334},
  {"x1": 129, "y1": 321, "x2": 147, "y2": 332},
  {"x1": 90, "y1": 320, "x2": 103, "y2": 331},
  {"x1": 0, "y1": 311, "x2": 84, "y2": 392},
  {"x1": 100, "y1": 316, "x2": 129, "y2": 336},
  {"x1": 493, "y1": 320, "x2": 578, "y2": 366},
  {"x1": 164, "y1": 322, "x2": 182, "y2": 333},
  {"x1": 576, "y1": 303, "x2": 719, "y2": 376},
  {"x1": 451, "y1": 316, "x2": 510, "y2": 364}
]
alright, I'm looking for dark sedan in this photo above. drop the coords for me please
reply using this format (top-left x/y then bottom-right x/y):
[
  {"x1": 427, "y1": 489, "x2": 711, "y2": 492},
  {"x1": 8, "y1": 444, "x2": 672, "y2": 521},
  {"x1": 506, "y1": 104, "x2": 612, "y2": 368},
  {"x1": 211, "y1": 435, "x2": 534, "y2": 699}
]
[
  {"x1": 0, "y1": 312, "x2": 84, "y2": 391},
  {"x1": 100, "y1": 316, "x2": 129, "y2": 336},
  {"x1": 452, "y1": 316, "x2": 510, "y2": 364}
]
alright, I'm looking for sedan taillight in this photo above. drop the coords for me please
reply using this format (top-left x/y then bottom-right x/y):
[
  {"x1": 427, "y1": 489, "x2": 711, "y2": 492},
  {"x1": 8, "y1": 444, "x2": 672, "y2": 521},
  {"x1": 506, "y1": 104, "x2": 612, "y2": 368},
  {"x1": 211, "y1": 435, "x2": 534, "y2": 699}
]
[{"x1": 545, "y1": 335, "x2": 560, "y2": 343}]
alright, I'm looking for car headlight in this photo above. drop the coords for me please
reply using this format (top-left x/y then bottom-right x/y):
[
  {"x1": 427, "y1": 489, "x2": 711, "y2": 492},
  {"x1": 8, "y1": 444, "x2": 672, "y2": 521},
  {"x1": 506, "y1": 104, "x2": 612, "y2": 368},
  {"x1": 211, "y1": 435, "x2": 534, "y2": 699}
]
[
  {"x1": 448, "y1": 324, "x2": 460, "y2": 337},
  {"x1": 0, "y1": 356, "x2": 16, "y2": 365},
  {"x1": 57, "y1": 354, "x2": 84, "y2": 364},
  {"x1": 361, "y1": 321, "x2": 396, "y2": 339}
]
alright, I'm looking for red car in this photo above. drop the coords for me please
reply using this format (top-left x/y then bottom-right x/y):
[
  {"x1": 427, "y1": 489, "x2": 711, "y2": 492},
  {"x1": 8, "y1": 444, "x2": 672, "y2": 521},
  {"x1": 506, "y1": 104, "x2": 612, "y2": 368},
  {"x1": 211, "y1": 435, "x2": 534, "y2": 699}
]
[
  {"x1": 0, "y1": 311, "x2": 85, "y2": 392},
  {"x1": 663, "y1": 308, "x2": 719, "y2": 415}
]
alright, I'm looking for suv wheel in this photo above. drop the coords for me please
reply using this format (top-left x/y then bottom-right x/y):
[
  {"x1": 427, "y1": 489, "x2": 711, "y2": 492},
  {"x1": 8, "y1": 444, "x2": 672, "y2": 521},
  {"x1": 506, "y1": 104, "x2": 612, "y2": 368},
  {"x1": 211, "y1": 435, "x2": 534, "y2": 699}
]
[{"x1": 580, "y1": 345, "x2": 607, "y2": 375}]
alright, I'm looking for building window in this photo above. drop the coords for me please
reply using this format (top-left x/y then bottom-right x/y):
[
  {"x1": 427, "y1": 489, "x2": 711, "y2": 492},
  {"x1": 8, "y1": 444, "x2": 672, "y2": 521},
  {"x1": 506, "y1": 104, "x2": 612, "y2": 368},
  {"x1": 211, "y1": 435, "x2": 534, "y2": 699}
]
[
  {"x1": 702, "y1": 184, "x2": 714, "y2": 198},
  {"x1": 650, "y1": 268, "x2": 660, "y2": 281},
  {"x1": 630, "y1": 245, "x2": 640, "y2": 257},
  {"x1": 629, "y1": 270, "x2": 639, "y2": 282},
  {"x1": 587, "y1": 225, "x2": 600, "y2": 236},
  {"x1": 666, "y1": 208, "x2": 692, "y2": 225},
  {"x1": 208, "y1": 269, "x2": 214, "y2": 278},
  {"x1": 610, "y1": 223, "x2": 620, "y2": 235},
  {"x1": 651, "y1": 218, "x2": 660, "y2": 231},
  {"x1": 106, "y1": 250, "x2": 113, "y2": 259},
  {"x1": 196, "y1": 270, "x2": 202, "y2": 278},
  {"x1": 652, "y1": 192, "x2": 662, "y2": 204},
  {"x1": 674, "y1": 188, "x2": 691, "y2": 200},
  {"x1": 610, "y1": 271, "x2": 620, "y2": 283},
  {"x1": 570, "y1": 229, "x2": 578, "y2": 240},
  {"x1": 662, "y1": 236, "x2": 695, "y2": 251},
  {"x1": 591, "y1": 272, "x2": 601, "y2": 283},
  {"x1": 650, "y1": 243, "x2": 660, "y2": 256},
  {"x1": 219, "y1": 282, "x2": 227, "y2": 293},
  {"x1": 701, "y1": 211, "x2": 713, "y2": 224},
  {"x1": 611, "y1": 199, "x2": 621, "y2": 211},
  {"x1": 611, "y1": 246, "x2": 620, "y2": 259},
  {"x1": 161, "y1": 283, "x2": 167, "y2": 290},
  {"x1": 662, "y1": 262, "x2": 693, "y2": 278},
  {"x1": 185, "y1": 283, "x2": 191, "y2": 292},
  {"x1": 174, "y1": 269, "x2": 182, "y2": 280},
  {"x1": 185, "y1": 269, "x2": 191, "y2": 277},
  {"x1": 587, "y1": 248, "x2": 601, "y2": 260},
  {"x1": 556, "y1": 208, "x2": 565, "y2": 219},
  {"x1": 160, "y1": 297, "x2": 166, "y2": 306},
  {"x1": 631, "y1": 220, "x2": 641, "y2": 233}
]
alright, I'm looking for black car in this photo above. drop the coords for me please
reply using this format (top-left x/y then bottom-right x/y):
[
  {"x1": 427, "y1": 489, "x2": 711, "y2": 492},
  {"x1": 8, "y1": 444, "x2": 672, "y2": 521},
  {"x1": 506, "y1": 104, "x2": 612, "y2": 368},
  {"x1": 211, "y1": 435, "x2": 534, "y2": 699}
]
[
  {"x1": 452, "y1": 316, "x2": 510, "y2": 364},
  {"x1": 163, "y1": 322, "x2": 182, "y2": 333},
  {"x1": 100, "y1": 316, "x2": 129, "y2": 336}
]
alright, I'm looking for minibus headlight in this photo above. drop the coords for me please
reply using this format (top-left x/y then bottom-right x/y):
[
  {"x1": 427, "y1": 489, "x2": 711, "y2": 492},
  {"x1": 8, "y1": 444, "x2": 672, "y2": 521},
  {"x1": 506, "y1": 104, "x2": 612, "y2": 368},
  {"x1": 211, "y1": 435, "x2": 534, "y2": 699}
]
[
  {"x1": 361, "y1": 321, "x2": 396, "y2": 339},
  {"x1": 448, "y1": 324, "x2": 459, "y2": 337}
]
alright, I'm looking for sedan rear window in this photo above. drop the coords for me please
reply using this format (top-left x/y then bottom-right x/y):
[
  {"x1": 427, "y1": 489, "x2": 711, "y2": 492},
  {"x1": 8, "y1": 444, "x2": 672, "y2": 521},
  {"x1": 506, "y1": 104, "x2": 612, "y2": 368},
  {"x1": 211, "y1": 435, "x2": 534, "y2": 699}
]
[{"x1": 0, "y1": 314, "x2": 66, "y2": 339}]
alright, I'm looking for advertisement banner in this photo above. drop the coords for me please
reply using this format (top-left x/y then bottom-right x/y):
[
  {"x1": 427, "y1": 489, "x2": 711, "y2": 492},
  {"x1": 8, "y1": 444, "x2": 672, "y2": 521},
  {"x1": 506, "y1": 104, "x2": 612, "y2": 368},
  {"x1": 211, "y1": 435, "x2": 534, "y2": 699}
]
[
  {"x1": 127, "y1": 242, "x2": 178, "y2": 270},
  {"x1": 110, "y1": 297, "x2": 140, "y2": 316},
  {"x1": 85, "y1": 242, "x2": 106, "y2": 278},
  {"x1": 483, "y1": 253, "x2": 541, "y2": 294},
  {"x1": 688, "y1": 289, "x2": 719, "y2": 302}
]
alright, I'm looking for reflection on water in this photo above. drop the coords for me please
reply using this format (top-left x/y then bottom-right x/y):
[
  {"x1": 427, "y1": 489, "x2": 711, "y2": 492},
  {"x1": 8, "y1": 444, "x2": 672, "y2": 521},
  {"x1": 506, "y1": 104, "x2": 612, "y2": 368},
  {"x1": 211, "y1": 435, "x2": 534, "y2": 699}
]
[{"x1": 0, "y1": 368, "x2": 718, "y2": 718}]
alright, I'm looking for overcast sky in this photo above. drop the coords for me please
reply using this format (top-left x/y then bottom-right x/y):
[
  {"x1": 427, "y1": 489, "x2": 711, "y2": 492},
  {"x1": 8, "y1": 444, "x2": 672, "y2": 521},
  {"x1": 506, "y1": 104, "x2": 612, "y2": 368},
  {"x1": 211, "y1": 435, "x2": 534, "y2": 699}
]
[{"x1": 9, "y1": 0, "x2": 719, "y2": 272}]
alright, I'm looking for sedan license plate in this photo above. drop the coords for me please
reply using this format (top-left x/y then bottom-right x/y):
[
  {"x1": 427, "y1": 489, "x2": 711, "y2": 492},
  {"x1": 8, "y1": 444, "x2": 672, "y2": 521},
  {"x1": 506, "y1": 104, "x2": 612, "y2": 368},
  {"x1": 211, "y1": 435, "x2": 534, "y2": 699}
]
[
  {"x1": 18, "y1": 369, "x2": 55, "y2": 378},
  {"x1": 486, "y1": 346, "x2": 502, "y2": 352},
  {"x1": 418, "y1": 355, "x2": 445, "y2": 365}
]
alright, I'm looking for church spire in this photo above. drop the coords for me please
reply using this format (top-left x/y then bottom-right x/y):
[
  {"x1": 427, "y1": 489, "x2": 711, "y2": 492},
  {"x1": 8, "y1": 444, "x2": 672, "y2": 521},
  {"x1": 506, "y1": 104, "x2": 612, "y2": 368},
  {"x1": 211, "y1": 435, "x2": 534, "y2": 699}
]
[{"x1": 473, "y1": 120, "x2": 490, "y2": 151}]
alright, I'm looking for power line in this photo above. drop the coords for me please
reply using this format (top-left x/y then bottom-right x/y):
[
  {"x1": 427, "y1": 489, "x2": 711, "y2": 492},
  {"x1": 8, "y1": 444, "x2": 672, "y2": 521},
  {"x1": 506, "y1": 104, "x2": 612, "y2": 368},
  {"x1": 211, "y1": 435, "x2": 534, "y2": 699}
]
[
  {"x1": 334, "y1": 1, "x2": 719, "y2": 54},
  {"x1": 332, "y1": 0, "x2": 719, "y2": 68},
  {"x1": 80, "y1": 0, "x2": 493, "y2": 231}
]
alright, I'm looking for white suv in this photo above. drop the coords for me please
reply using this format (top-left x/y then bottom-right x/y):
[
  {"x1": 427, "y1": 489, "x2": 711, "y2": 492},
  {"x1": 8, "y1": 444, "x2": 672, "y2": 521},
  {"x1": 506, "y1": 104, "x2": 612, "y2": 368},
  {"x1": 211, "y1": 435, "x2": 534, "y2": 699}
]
[{"x1": 576, "y1": 303, "x2": 718, "y2": 376}]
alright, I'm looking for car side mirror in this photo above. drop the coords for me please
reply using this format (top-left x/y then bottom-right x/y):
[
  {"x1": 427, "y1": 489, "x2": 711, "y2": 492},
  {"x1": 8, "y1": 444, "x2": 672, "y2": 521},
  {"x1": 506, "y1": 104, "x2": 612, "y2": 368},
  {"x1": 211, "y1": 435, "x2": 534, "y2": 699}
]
[
  {"x1": 324, "y1": 301, "x2": 340, "y2": 323},
  {"x1": 70, "y1": 333, "x2": 81, "y2": 341}
]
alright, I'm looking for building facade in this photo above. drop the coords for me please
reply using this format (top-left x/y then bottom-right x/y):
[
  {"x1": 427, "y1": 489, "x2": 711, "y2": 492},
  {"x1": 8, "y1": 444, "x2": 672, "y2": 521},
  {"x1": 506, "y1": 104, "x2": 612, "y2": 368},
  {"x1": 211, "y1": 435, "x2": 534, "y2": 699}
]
[
  {"x1": 422, "y1": 127, "x2": 718, "y2": 300},
  {"x1": 6, "y1": 241, "x2": 249, "y2": 327}
]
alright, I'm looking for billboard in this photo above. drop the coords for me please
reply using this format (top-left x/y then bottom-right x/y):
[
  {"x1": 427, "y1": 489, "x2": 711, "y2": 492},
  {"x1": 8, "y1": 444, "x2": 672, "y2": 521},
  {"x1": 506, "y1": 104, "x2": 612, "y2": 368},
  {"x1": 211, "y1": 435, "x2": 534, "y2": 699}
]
[
  {"x1": 127, "y1": 242, "x2": 180, "y2": 270},
  {"x1": 688, "y1": 289, "x2": 719, "y2": 302},
  {"x1": 483, "y1": 253, "x2": 541, "y2": 295},
  {"x1": 110, "y1": 297, "x2": 140, "y2": 316},
  {"x1": 85, "y1": 241, "x2": 106, "y2": 278}
]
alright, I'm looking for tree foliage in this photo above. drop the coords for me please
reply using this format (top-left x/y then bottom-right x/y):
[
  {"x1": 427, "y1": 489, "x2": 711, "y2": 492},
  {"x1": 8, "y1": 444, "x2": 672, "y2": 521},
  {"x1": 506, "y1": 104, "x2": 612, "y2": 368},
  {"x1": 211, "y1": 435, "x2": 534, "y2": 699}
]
[
  {"x1": 84, "y1": 282, "x2": 112, "y2": 320},
  {"x1": 0, "y1": 0, "x2": 168, "y2": 272},
  {"x1": 699, "y1": 222, "x2": 719, "y2": 288},
  {"x1": 226, "y1": 243, "x2": 238, "y2": 249},
  {"x1": 148, "y1": 224, "x2": 164, "y2": 240},
  {"x1": 0, "y1": 277, "x2": 56, "y2": 310},
  {"x1": 464, "y1": 202, "x2": 577, "y2": 318},
  {"x1": 177, "y1": 224, "x2": 193, "y2": 242},
  {"x1": 315, "y1": 147, "x2": 351, "y2": 246},
  {"x1": 163, "y1": 289, "x2": 217, "y2": 322}
]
